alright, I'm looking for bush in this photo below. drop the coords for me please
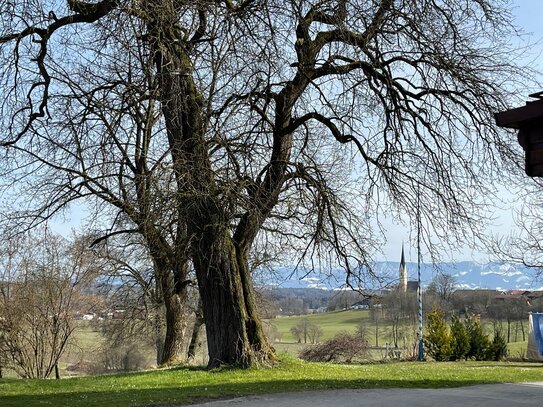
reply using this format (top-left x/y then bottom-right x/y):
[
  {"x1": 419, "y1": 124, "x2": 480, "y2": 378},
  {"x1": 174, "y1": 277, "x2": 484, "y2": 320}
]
[
  {"x1": 263, "y1": 323, "x2": 282, "y2": 343},
  {"x1": 424, "y1": 307, "x2": 452, "y2": 361},
  {"x1": 88, "y1": 319, "x2": 155, "y2": 374},
  {"x1": 425, "y1": 312, "x2": 505, "y2": 363},
  {"x1": 450, "y1": 315, "x2": 470, "y2": 361},
  {"x1": 464, "y1": 314, "x2": 490, "y2": 361},
  {"x1": 88, "y1": 343, "x2": 153, "y2": 374},
  {"x1": 487, "y1": 330, "x2": 508, "y2": 361},
  {"x1": 299, "y1": 332, "x2": 368, "y2": 363}
]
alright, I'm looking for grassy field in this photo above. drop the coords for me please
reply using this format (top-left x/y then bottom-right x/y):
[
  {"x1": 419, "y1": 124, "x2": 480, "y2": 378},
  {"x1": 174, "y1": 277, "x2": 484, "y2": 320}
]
[
  {"x1": 270, "y1": 310, "x2": 373, "y2": 342},
  {"x1": 2, "y1": 310, "x2": 529, "y2": 380},
  {"x1": 267, "y1": 309, "x2": 529, "y2": 359},
  {"x1": 2, "y1": 356, "x2": 543, "y2": 407}
]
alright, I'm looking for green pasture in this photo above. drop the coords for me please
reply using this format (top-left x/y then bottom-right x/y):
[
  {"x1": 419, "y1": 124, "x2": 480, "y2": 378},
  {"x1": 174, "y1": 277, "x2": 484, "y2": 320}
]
[
  {"x1": 270, "y1": 310, "x2": 375, "y2": 342},
  {"x1": 268, "y1": 309, "x2": 528, "y2": 358}
]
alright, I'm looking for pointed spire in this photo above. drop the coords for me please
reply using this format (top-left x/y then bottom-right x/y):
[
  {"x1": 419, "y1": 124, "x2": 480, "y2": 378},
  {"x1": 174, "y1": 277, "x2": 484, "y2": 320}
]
[{"x1": 399, "y1": 243, "x2": 407, "y2": 292}]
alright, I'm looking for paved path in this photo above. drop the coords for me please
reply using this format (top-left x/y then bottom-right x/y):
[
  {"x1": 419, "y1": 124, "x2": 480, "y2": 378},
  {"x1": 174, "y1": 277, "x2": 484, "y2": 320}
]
[{"x1": 189, "y1": 383, "x2": 543, "y2": 407}]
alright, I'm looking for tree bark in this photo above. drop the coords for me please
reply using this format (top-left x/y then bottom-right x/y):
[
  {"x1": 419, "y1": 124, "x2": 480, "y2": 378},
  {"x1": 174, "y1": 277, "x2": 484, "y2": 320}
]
[
  {"x1": 187, "y1": 301, "x2": 204, "y2": 361},
  {"x1": 154, "y1": 311, "x2": 165, "y2": 365},
  {"x1": 193, "y1": 230, "x2": 275, "y2": 368},
  {"x1": 154, "y1": 261, "x2": 188, "y2": 366},
  {"x1": 159, "y1": 290, "x2": 186, "y2": 365}
]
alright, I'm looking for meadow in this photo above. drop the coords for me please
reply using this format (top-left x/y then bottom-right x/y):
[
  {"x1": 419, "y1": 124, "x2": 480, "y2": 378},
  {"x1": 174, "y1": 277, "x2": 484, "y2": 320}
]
[
  {"x1": 270, "y1": 310, "x2": 372, "y2": 342},
  {"x1": 1, "y1": 308, "x2": 530, "y2": 381},
  {"x1": 266, "y1": 309, "x2": 528, "y2": 359}
]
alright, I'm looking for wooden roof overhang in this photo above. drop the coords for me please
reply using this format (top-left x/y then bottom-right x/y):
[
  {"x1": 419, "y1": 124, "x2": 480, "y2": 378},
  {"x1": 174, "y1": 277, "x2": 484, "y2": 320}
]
[{"x1": 495, "y1": 92, "x2": 543, "y2": 177}]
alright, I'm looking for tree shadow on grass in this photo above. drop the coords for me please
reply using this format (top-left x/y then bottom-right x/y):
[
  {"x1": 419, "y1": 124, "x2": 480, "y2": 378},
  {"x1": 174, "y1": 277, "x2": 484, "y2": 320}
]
[{"x1": 0, "y1": 377, "x2": 520, "y2": 407}]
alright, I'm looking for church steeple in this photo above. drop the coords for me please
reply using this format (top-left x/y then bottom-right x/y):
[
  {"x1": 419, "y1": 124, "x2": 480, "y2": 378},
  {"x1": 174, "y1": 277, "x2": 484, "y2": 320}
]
[{"x1": 399, "y1": 244, "x2": 407, "y2": 292}]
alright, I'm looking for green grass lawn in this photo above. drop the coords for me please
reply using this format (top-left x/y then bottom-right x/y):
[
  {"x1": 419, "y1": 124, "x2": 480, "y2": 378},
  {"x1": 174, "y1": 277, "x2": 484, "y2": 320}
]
[
  {"x1": 271, "y1": 310, "x2": 374, "y2": 342},
  {"x1": 2, "y1": 355, "x2": 543, "y2": 407}
]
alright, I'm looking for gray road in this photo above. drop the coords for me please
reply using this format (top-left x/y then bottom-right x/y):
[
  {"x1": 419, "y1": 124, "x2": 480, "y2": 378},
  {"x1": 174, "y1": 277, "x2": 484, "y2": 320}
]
[{"x1": 189, "y1": 383, "x2": 543, "y2": 406}]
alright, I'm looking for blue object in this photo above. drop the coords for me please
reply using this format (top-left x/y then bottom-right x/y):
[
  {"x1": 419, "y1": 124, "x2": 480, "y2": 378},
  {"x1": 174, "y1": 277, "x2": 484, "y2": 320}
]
[{"x1": 532, "y1": 313, "x2": 543, "y2": 355}]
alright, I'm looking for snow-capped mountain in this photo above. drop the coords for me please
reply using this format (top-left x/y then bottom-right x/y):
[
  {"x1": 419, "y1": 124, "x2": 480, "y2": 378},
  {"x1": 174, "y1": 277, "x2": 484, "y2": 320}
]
[{"x1": 255, "y1": 262, "x2": 542, "y2": 291}]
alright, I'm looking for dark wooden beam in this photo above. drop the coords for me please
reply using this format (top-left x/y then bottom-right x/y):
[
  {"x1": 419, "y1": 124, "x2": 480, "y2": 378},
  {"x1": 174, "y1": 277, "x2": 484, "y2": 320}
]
[{"x1": 495, "y1": 99, "x2": 543, "y2": 129}]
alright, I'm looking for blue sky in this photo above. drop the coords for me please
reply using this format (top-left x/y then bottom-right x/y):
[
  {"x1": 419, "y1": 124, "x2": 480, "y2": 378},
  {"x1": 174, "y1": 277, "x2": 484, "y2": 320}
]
[
  {"x1": 515, "y1": 0, "x2": 543, "y2": 43},
  {"x1": 512, "y1": 0, "x2": 543, "y2": 72}
]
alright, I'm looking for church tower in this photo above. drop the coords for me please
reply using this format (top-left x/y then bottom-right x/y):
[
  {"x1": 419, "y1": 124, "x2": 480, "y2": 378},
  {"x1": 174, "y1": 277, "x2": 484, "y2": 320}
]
[{"x1": 399, "y1": 244, "x2": 407, "y2": 292}]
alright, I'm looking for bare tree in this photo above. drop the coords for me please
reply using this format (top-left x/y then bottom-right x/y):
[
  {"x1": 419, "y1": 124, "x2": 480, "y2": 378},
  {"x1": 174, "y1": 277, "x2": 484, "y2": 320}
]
[
  {"x1": 427, "y1": 273, "x2": 457, "y2": 304},
  {"x1": 382, "y1": 290, "x2": 417, "y2": 348},
  {"x1": 493, "y1": 198, "x2": 543, "y2": 281},
  {"x1": 89, "y1": 234, "x2": 202, "y2": 365},
  {"x1": 450, "y1": 290, "x2": 494, "y2": 316},
  {"x1": 487, "y1": 296, "x2": 529, "y2": 343},
  {"x1": 369, "y1": 301, "x2": 383, "y2": 347},
  {"x1": 290, "y1": 318, "x2": 322, "y2": 344},
  {"x1": 307, "y1": 323, "x2": 324, "y2": 344},
  {"x1": 0, "y1": 0, "x2": 531, "y2": 367},
  {"x1": 0, "y1": 227, "x2": 96, "y2": 379}
]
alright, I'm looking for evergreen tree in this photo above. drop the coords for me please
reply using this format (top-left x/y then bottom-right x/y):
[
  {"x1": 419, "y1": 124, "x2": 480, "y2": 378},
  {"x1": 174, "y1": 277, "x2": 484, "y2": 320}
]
[
  {"x1": 487, "y1": 330, "x2": 508, "y2": 361},
  {"x1": 423, "y1": 307, "x2": 452, "y2": 361},
  {"x1": 450, "y1": 315, "x2": 470, "y2": 361},
  {"x1": 464, "y1": 314, "x2": 490, "y2": 361}
]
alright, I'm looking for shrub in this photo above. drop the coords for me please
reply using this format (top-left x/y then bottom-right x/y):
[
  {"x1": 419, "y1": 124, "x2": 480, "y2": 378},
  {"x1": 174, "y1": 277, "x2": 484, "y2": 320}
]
[
  {"x1": 263, "y1": 323, "x2": 282, "y2": 343},
  {"x1": 88, "y1": 343, "x2": 153, "y2": 374},
  {"x1": 464, "y1": 314, "x2": 490, "y2": 361},
  {"x1": 450, "y1": 315, "x2": 470, "y2": 361},
  {"x1": 487, "y1": 330, "x2": 508, "y2": 361},
  {"x1": 299, "y1": 332, "x2": 368, "y2": 363},
  {"x1": 423, "y1": 307, "x2": 452, "y2": 361}
]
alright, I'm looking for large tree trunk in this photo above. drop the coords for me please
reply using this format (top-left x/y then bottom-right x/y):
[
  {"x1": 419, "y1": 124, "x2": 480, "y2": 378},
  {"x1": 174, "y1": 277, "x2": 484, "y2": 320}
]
[
  {"x1": 152, "y1": 258, "x2": 189, "y2": 366},
  {"x1": 159, "y1": 290, "x2": 187, "y2": 365},
  {"x1": 193, "y1": 230, "x2": 275, "y2": 368},
  {"x1": 145, "y1": 2, "x2": 277, "y2": 368},
  {"x1": 187, "y1": 301, "x2": 205, "y2": 361}
]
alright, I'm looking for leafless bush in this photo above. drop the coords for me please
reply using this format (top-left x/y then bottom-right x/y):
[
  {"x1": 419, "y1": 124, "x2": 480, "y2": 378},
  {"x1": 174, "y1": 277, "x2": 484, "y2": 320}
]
[
  {"x1": 263, "y1": 323, "x2": 282, "y2": 343},
  {"x1": 299, "y1": 332, "x2": 369, "y2": 363},
  {"x1": 97, "y1": 344, "x2": 152, "y2": 373},
  {"x1": 90, "y1": 318, "x2": 156, "y2": 373},
  {"x1": 0, "y1": 228, "x2": 98, "y2": 378}
]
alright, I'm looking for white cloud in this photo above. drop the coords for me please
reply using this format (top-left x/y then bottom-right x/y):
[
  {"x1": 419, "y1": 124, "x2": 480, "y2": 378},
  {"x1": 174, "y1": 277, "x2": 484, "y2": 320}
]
[
  {"x1": 481, "y1": 270, "x2": 523, "y2": 277},
  {"x1": 456, "y1": 283, "x2": 480, "y2": 290}
]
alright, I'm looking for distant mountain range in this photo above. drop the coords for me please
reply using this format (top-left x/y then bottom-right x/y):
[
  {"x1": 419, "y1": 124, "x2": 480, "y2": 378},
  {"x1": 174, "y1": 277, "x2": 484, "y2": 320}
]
[{"x1": 255, "y1": 261, "x2": 543, "y2": 291}]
